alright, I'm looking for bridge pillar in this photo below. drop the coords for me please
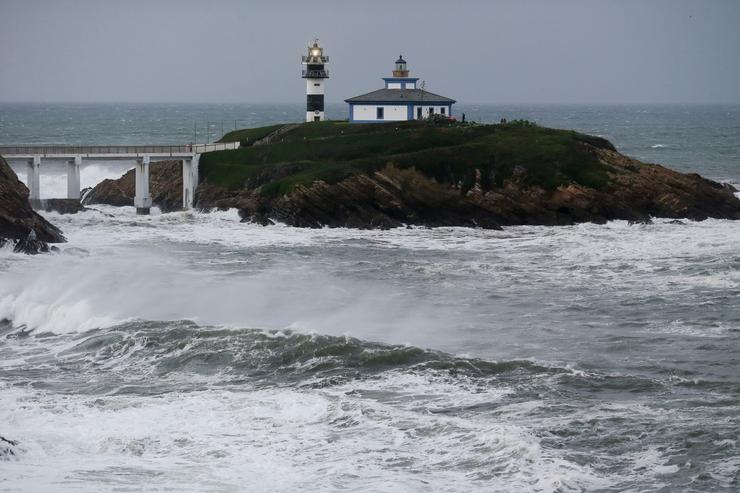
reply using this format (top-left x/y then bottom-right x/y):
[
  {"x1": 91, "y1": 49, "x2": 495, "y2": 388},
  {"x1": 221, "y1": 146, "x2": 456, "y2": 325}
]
[
  {"x1": 26, "y1": 156, "x2": 41, "y2": 207},
  {"x1": 134, "y1": 155, "x2": 152, "y2": 215},
  {"x1": 67, "y1": 155, "x2": 82, "y2": 200},
  {"x1": 182, "y1": 154, "x2": 200, "y2": 209}
]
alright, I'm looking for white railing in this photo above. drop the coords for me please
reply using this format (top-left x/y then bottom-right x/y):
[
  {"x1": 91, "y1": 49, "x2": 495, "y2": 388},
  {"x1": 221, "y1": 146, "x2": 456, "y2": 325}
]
[
  {"x1": 302, "y1": 69, "x2": 329, "y2": 78},
  {"x1": 0, "y1": 142, "x2": 239, "y2": 156},
  {"x1": 301, "y1": 55, "x2": 329, "y2": 63}
]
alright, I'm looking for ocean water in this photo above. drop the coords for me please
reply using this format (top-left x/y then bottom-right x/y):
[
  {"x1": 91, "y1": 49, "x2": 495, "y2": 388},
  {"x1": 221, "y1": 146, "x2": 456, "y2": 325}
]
[{"x1": 1, "y1": 104, "x2": 740, "y2": 492}]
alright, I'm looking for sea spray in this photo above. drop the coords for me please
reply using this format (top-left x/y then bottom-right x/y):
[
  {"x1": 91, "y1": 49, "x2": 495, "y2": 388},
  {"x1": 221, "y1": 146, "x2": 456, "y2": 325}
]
[{"x1": 0, "y1": 206, "x2": 739, "y2": 490}]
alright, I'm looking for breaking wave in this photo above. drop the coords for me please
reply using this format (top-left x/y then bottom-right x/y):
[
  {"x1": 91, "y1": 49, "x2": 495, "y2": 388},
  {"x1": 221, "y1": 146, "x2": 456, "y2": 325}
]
[{"x1": 1, "y1": 206, "x2": 739, "y2": 491}]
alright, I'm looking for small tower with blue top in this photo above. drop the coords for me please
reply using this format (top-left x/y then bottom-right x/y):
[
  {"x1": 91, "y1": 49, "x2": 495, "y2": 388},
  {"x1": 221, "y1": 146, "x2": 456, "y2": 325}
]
[{"x1": 383, "y1": 55, "x2": 419, "y2": 89}]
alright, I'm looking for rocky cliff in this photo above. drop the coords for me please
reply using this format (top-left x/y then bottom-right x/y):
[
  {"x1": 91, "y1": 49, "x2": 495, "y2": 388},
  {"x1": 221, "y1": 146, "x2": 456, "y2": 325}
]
[
  {"x1": 0, "y1": 155, "x2": 66, "y2": 253},
  {"x1": 85, "y1": 121, "x2": 740, "y2": 229},
  {"x1": 197, "y1": 121, "x2": 740, "y2": 228},
  {"x1": 82, "y1": 160, "x2": 182, "y2": 212},
  {"x1": 195, "y1": 149, "x2": 740, "y2": 229}
]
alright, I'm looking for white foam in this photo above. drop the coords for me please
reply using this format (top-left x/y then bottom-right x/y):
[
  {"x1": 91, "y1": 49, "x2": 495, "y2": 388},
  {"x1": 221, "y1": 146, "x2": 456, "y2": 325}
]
[
  {"x1": 0, "y1": 373, "x2": 611, "y2": 492},
  {"x1": 3, "y1": 210, "x2": 740, "y2": 346},
  {"x1": 2, "y1": 209, "x2": 739, "y2": 490}
]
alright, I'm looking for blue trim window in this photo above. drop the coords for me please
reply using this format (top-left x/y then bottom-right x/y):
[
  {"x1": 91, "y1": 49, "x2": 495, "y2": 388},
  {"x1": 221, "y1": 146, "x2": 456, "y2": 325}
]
[
  {"x1": 417, "y1": 107, "x2": 422, "y2": 119},
  {"x1": 376, "y1": 107, "x2": 384, "y2": 120},
  {"x1": 440, "y1": 107, "x2": 445, "y2": 115}
]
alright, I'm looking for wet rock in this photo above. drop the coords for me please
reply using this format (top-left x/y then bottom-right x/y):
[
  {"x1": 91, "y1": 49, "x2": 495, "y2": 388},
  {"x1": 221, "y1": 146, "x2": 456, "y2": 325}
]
[
  {"x1": 155, "y1": 123, "x2": 740, "y2": 229},
  {"x1": 12, "y1": 230, "x2": 51, "y2": 254},
  {"x1": 220, "y1": 166, "x2": 503, "y2": 229},
  {"x1": 0, "y1": 155, "x2": 65, "y2": 253},
  {"x1": 40, "y1": 198, "x2": 86, "y2": 214},
  {"x1": 196, "y1": 149, "x2": 740, "y2": 229},
  {"x1": 83, "y1": 160, "x2": 183, "y2": 212},
  {"x1": 629, "y1": 217, "x2": 653, "y2": 225},
  {"x1": 80, "y1": 186, "x2": 92, "y2": 201},
  {"x1": 0, "y1": 436, "x2": 19, "y2": 460},
  {"x1": 83, "y1": 175, "x2": 132, "y2": 207}
]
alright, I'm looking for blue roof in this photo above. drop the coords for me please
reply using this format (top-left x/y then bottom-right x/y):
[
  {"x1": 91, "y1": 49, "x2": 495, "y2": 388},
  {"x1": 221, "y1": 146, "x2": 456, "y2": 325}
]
[{"x1": 382, "y1": 77, "x2": 419, "y2": 82}]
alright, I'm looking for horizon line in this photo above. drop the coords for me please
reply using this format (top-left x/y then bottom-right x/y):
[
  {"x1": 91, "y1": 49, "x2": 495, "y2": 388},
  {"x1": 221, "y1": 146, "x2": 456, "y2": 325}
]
[{"x1": 2, "y1": 101, "x2": 740, "y2": 107}]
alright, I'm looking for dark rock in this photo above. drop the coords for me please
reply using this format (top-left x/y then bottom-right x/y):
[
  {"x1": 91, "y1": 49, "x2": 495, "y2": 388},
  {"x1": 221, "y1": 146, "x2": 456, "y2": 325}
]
[
  {"x1": 12, "y1": 230, "x2": 51, "y2": 254},
  {"x1": 667, "y1": 219, "x2": 686, "y2": 225},
  {"x1": 629, "y1": 217, "x2": 653, "y2": 225},
  {"x1": 83, "y1": 160, "x2": 183, "y2": 212},
  {"x1": 40, "y1": 198, "x2": 86, "y2": 214},
  {"x1": 203, "y1": 166, "x2": 503, "y2": 229},
  {"x1": 83, "y1": 176, "x2": 132, "y2": 207},
  {"x1": 0, "y1": 155, "x2": 65, "y2": 253},
  {"x1": 1, "y1": 435, "x2": 19, "y2": 460},
  {"x1": 194, "y1": 145, "x2": 740, "y2": 230}
]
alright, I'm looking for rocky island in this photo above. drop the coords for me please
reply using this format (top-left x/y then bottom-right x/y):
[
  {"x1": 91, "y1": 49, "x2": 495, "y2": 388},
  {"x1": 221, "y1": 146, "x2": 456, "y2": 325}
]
[{"x1": 83, "y1": 119, "x2": 740, "y2": 228}]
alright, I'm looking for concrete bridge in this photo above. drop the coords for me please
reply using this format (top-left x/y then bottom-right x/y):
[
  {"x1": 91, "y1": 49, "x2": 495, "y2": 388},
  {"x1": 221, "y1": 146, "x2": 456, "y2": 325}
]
[{"x1": 0, "y1": 143, "x2": 238, "y2": 214}]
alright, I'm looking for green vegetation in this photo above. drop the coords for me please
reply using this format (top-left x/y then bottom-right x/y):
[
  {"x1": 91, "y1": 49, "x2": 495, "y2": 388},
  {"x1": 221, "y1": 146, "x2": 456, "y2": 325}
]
[
  {"x1": 201, "y1": 119, "x2": 616, "y2": 196},
  {"x1": 218, "y1": 124, "x2": 286, "y2": 146}
]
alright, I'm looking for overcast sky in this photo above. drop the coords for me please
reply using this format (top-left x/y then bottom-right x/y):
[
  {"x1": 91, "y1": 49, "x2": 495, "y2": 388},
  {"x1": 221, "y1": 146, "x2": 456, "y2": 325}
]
[{"x1": 1, "y1": 0, "x2": 739, "y2": 104}]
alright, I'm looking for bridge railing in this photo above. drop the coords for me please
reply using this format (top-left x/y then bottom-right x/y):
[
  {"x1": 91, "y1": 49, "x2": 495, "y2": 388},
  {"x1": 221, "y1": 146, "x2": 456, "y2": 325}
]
[{"x1": 0, "y1": 142, "x2": 239, "y2": 156}]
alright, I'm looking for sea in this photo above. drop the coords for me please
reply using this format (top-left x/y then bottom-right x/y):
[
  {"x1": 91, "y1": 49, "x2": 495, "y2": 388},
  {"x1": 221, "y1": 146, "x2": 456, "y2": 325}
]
[{"x1": 1, "y1": 103, "x2": 739, "y2": 492}]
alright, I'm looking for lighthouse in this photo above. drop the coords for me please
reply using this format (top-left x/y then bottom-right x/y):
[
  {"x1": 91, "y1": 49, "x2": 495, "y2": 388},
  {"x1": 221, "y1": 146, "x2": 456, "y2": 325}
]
[{"x1": 302, "y1": 39, "x2": 329, "y2": 122}]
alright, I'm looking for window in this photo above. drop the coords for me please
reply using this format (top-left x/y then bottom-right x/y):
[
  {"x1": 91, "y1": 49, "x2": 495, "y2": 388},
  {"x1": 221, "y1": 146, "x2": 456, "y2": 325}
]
[
  {"x1": 314, "y1": 116, "x2": 321, "y2": 122},
  {"x1": 377, "y1": 107, "x2": 384, "y2": 120},
  {"x1": 428, "y1": 107, "x2": 434, "y2": 115},
  {"x1": 440, "y1": 107, "x2": 446, "y2": 115},
  {"x1": 416, "y1": 107, "x2": 422, "y2": 119}
]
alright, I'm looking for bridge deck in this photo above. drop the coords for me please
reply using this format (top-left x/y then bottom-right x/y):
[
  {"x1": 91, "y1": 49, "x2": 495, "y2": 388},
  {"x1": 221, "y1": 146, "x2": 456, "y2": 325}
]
[{"x1": 0, "y1": 142, "x2": 238, "y2": 159}]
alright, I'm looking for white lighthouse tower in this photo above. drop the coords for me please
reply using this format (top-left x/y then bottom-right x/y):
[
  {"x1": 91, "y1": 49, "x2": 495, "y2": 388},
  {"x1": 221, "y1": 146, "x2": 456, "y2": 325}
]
[{"x1": 302, "y1": 39, "x2": 329, "y2": 122}]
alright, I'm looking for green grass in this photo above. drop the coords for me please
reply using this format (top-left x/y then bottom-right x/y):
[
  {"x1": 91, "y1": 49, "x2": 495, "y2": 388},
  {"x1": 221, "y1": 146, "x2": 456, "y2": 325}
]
[
  {"x1": 200, "y1": 120, "x2": 616, "y2": 195},
  {"x1": 218, "y1": 124, "x2": 286, "y2": 145}
]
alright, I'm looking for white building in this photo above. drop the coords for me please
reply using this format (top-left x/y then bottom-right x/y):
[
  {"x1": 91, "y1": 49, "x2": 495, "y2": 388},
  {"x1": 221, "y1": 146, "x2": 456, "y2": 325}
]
[{"x1": 345, "y1": 56, "x2": 456, "y2": 123}]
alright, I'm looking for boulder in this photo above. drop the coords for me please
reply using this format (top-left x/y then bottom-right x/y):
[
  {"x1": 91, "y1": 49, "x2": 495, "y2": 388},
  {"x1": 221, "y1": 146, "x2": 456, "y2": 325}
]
[
  {"x1": 0, "y1": 436, "x2": 20, "y2": 460},
  {"x1": 83, "y1": 160, "x2": 183, "y2": 212},
  {"x1": 40, "y1": 198, "x2": 86, "y2": 214},
  {"x1": 0, "y1": 155, "x2": 65, "y2": 254}
]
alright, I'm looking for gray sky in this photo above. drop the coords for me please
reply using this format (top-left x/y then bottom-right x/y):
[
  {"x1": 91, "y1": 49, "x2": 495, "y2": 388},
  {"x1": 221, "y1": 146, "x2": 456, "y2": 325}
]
[{"x1": 1, "y1": 0, "x2": 739, "y2": 104}]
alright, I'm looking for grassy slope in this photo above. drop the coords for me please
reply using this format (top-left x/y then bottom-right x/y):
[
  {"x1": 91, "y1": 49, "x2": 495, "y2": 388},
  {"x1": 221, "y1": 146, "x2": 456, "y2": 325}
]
[
  {"x1": 218, "y1": 124, "x2": 286, "y2": 145},
  {"x1": 202, "y1": 120, "x2": 616, "y2": 197}
]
